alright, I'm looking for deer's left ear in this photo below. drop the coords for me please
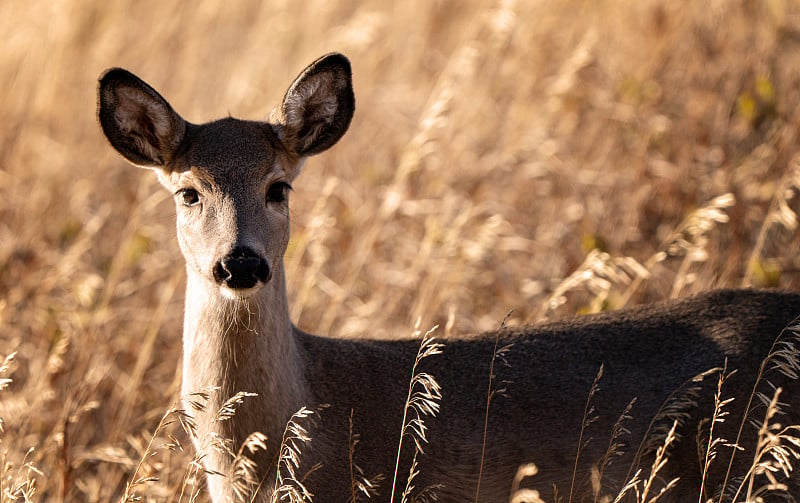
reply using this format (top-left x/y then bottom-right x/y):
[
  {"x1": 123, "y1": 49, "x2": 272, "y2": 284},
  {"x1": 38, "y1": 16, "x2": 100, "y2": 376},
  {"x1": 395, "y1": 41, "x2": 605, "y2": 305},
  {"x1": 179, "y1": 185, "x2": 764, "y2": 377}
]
[{"x1": 271, "y1": 53, "x2": 355, "y2": 158}]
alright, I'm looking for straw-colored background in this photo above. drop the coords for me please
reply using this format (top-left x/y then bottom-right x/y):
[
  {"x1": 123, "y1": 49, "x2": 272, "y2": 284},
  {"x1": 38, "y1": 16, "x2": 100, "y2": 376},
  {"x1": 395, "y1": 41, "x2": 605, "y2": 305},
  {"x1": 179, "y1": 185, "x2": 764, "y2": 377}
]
[{"x1": 2, "y1": 0, "x2": 800, "y2": 500}]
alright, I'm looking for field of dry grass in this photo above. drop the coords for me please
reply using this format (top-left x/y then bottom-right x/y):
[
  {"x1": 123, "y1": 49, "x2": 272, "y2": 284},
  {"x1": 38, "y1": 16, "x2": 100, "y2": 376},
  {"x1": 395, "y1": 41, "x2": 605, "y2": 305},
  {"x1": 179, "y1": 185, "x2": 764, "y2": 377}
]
[{"x1": 3, "y1": 0, "x2": 800, "y2": 500}]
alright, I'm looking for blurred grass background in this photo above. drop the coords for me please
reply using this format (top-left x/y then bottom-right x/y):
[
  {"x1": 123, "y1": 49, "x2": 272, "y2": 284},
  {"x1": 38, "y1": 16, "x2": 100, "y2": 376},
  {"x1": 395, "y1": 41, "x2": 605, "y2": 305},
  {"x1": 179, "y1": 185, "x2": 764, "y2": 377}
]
[{"x1": 3, "y1": 0, "x2": 800, "y2": 500}]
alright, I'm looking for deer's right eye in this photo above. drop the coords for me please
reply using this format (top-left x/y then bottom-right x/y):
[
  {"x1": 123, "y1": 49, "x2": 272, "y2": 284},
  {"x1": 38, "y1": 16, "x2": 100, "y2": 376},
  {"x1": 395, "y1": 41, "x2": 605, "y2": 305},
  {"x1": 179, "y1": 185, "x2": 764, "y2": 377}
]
[{"x1": 178, "y1": 188, "x2": 200, "y2": 207}]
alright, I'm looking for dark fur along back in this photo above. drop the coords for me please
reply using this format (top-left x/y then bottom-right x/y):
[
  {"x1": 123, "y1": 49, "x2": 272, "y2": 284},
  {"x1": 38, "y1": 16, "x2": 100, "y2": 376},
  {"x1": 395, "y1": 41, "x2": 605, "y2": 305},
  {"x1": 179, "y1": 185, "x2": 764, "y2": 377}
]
[{"x1": 300, "y1": 289, "x2": 800, "y2": 502}]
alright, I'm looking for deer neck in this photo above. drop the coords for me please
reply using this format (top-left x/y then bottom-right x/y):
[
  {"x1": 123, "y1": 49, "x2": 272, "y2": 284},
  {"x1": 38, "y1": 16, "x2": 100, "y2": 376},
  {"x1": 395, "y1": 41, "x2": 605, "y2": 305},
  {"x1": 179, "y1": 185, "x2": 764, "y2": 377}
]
[{"x1": 181, "y1": 262, "x2": 309, "y2": 458}]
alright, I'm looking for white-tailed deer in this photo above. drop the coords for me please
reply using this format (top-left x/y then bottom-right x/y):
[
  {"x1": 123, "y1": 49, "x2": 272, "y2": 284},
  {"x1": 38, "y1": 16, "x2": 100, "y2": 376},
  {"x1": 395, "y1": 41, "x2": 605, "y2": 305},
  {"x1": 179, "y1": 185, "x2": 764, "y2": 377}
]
[{"x1": 99, "y1": 54, "x2": 800, "y2": 502}]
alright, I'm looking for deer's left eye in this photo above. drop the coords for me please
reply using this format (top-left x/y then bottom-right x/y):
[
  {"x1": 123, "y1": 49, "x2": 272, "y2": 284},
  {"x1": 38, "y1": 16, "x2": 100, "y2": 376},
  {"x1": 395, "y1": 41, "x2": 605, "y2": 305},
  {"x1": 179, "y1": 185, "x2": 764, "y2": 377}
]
[
  {"x1": 266, "y1": 182, "x2": 291, "y2": 204},
  {"x1": 178, "y1": 188, "x2": 201, "y2": 207}
]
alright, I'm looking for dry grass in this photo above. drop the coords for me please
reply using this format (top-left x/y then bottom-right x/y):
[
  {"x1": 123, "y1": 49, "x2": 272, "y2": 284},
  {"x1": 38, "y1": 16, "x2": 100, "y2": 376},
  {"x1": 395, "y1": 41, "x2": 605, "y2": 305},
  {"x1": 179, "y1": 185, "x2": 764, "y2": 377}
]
[{"x1": 3, "y1": 0, "x2": 800, "y2": 500}]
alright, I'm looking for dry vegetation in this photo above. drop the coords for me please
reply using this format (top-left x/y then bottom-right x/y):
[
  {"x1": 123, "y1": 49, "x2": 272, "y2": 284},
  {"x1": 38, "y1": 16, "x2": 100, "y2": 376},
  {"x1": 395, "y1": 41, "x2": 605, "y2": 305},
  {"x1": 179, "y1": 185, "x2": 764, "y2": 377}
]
[{"x1": 3, "y1": 0, "x2": 800, "y2": 500}]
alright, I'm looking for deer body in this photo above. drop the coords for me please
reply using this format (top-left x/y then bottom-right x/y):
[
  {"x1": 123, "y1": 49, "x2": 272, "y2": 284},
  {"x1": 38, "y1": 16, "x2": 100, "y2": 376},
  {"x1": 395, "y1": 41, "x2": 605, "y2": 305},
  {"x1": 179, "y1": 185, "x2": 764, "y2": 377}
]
[{"x1": 99, "y1": 54, "x2": 800, "y2": 502}]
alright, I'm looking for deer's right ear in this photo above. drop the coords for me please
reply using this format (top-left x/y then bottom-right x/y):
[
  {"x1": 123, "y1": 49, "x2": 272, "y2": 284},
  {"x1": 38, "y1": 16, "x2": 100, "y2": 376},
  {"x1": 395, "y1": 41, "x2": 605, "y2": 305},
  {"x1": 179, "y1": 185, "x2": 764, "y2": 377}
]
[{"x1": 98, "y1": 68, "x2": 186, "y2": 168}]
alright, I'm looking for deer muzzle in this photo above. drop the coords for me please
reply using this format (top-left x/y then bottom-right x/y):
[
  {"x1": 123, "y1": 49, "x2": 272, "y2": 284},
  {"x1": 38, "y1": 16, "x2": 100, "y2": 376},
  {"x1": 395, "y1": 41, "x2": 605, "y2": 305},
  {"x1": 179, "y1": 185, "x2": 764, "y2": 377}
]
[{"x1": 213, "y1": 247, "x2": 271, "y2": 290}]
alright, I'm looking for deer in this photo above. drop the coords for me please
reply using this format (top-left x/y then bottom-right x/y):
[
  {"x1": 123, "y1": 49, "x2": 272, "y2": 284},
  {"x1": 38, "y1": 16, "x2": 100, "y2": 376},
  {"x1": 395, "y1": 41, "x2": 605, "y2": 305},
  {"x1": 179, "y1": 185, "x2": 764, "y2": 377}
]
[{"x1": 98, "y1": 53, "x2": 800, "y2": 502}]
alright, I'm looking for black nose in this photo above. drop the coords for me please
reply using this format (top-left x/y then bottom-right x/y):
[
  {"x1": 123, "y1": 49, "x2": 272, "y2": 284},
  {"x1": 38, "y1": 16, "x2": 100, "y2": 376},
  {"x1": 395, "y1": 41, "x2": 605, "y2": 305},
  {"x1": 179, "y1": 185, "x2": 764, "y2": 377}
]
[{"x1": 213, "y1": 247, "x2": 271, "y2": 289}]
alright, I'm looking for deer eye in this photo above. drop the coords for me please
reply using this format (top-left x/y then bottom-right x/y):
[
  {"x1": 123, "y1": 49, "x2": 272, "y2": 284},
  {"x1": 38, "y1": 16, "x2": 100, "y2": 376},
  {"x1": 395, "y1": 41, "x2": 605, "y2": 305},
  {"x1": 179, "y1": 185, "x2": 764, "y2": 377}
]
[
  {"x1": 266, "y1": 182, "x2": 291, "y2": 204},
  {"x1": 178, "y1": 188, "x2": 201, "y2": 207}
]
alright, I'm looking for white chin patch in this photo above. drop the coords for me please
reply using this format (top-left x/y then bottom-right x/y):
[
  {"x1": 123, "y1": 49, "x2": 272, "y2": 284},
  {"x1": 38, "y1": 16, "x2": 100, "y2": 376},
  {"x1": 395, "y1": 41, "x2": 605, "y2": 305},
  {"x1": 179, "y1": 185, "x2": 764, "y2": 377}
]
[{"x1": 219, "y1": 284, "x2": 262, "y2": 300}]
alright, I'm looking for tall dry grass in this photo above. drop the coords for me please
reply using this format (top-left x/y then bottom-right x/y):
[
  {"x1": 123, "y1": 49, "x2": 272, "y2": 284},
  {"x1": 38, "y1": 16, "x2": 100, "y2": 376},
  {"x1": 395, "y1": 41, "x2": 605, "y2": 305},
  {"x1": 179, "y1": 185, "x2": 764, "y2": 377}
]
[{"x1": 3, "y1": 0, "x2": 800, "y2": 500}]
